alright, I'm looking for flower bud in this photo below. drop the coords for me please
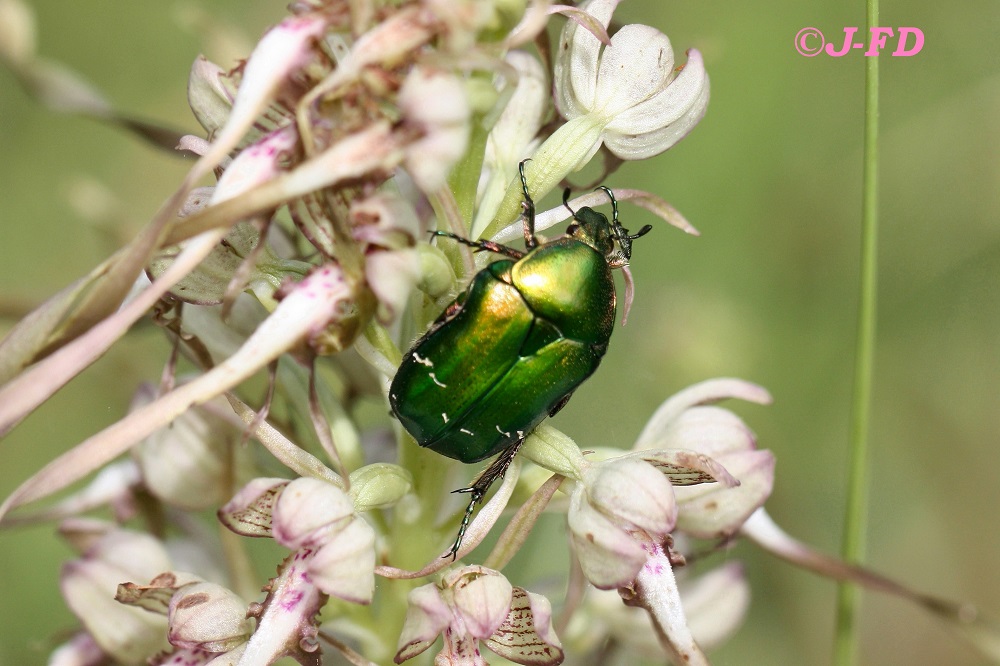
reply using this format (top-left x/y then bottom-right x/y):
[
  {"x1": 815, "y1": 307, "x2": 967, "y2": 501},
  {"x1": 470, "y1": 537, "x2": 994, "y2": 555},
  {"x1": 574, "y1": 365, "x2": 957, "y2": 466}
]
[
  {"x1": 271, "y1": 477, "x2": 355, "y2": 549},
  {"x1": 583, "y1": 457, "x2": 677, "y2": 538},
  {"x1": 521, "y1": 423, "x2": 588, "y2": 479},
  {"x1": 445, "y1": 565, "x2": 513, "y2": 639},
  {"x1": 395, "y1": 566, "x2": 562, "y2": 665},
  {"x1": 135, "y1": 393, "x2": 240, "y2": 510},
  {"x1": 187, "y1": 56, "x2": 235, "y2": 137},
  {"x1": 348, "y1": 463, "x2": 413, "y2": 511},
  {"x1": 417, "y1": 243, "x2": 458, "y2": 299},
  {"x1": 168, "y1": 582, "x2": 252, "y2": 652}
]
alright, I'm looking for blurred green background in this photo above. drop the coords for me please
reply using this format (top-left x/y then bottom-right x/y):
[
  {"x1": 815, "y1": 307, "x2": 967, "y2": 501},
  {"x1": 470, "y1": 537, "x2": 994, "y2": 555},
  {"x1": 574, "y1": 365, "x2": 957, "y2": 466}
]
[{"x1": 1, "y1": 0, "x2": 997, "y2": 664}]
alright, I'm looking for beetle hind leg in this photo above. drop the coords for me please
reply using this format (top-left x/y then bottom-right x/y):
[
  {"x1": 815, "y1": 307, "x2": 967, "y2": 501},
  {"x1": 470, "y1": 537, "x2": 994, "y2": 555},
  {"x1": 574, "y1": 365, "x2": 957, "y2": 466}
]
[{"x1": 444, "y1": 438, "x2": 525, "y2": 560}]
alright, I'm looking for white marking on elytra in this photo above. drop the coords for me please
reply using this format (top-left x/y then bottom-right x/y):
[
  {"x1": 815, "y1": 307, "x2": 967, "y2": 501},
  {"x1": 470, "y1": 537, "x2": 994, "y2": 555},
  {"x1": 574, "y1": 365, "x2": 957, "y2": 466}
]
[
  {"x1": 496, "y1": 424, "x2": 511, "y2": 438},
  {"x1": 412, "y1": 352, "x2": 434, "y2": 367},
  {"x1": 517, "y1": 430, "x2": 525, "y2": 439},
  {"x1": 442, "y1": 412, "x2": 449, "y2": 423},
  {"x1": 460, "y1": 428, "x2": 474, "y2": 436},
  {"x1": 429, "y1": 372, "x2": 447, "y2": 388}
]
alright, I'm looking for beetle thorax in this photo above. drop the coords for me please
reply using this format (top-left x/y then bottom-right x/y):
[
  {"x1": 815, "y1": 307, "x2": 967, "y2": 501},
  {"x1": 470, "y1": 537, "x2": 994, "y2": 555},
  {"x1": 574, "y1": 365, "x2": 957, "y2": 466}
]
[
  {"x1": 508, "y1": 238, "x2": 616, "y2": 343},
  {"x1": 567, "y1": 207, "x2": 616, "y2": 259}
]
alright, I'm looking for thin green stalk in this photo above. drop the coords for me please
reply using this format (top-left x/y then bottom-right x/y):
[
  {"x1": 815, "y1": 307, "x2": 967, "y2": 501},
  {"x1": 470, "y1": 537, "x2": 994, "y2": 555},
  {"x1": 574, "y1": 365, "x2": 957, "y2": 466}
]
[{"x1": 834, "y1": 1, "x2": 880, "y2": 663}]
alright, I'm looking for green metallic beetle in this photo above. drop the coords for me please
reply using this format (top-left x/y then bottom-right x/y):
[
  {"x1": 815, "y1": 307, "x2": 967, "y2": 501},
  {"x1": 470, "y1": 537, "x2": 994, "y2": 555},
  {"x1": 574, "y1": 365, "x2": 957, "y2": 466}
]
[{"x1": 390, "y1": 161, "x2": 651, "y2": 557}]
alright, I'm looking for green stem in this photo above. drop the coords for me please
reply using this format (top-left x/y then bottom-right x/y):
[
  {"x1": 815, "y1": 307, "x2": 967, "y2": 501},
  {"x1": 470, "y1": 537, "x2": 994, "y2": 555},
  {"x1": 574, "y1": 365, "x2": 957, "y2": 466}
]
[
  {"x1": 834, "y1": 1, "x2": 880, "y2": 663},
  {"x1": 393, "y1": 435, "x2": 455, "y2": 565}
]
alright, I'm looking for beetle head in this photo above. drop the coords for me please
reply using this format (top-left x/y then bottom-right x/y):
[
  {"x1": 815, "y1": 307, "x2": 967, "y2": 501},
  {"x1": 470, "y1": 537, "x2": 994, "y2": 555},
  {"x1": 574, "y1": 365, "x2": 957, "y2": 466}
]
[{"x1": 562, "y1": 187, "x2": 652, "y2": 269}]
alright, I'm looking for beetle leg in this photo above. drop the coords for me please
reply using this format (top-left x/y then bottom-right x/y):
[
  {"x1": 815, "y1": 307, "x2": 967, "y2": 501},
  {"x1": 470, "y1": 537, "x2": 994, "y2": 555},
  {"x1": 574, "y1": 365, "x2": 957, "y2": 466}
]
[
  {"x1": 547, "y1": 392, "x2": 574, "y2": 417},
  {"x1": 445, "y1": 438, "x2": 525, "y2": 560},
  {"x1": 445, "y1": 490, "x2": 483, "y2": 561},
  {"x1": 518, "y1": 159, "x2": 538, "y2": 251},
  {"x1": 431, "y1": 231, "x2": 524, "y2": 260}
]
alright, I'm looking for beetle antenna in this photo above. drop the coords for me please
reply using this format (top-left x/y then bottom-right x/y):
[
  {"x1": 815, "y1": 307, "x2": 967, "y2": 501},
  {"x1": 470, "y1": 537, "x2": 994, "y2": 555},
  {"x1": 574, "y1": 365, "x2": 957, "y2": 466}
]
[{"x1": 629, "y1": 224, "x2": 653, "y2": 240}]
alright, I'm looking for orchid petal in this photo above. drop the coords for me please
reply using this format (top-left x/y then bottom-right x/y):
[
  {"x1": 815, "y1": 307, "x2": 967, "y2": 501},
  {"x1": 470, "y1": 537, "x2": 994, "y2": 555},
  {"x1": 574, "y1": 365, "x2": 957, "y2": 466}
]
[
  {"x1": 606, "y1": 49, "x2": 708, "y2": 135},
  {"x1": 568, "y1": 488, "x2": 646, "y2": 589},
  {"x1": 675, "y1": 449, "x2": 775, "y2": 538},
  {"x1": 309, "y1": 517, "x2": 376, "y2": 604},
  {"x1": 635, "y1": 378, "x2": 772, "y2": 450},
  {"x1": 395, "y1": 585, "x2": 451, "y2": 662},
  {"x1": 593, "y1": 25, "x2": 674, "y2": 119},
  {"x1": 584, "y1": 457, "x2": 677, "y2": 537},
  {"x1": 484, "y1": 588, "x2": 564, "y2": 665},
  {"x1": 271, "y1": 477, "x2": 355, "y2": 549},
  {"x1": 450, "y1": 568, "x2": 513, "y2": 639}
]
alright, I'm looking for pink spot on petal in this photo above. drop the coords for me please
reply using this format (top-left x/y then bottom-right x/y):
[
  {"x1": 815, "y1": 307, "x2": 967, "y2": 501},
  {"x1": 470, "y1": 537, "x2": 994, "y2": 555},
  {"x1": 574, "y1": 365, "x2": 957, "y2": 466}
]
[{"x1": 281, "y1": 590, "x2": 304, "y2": 610}]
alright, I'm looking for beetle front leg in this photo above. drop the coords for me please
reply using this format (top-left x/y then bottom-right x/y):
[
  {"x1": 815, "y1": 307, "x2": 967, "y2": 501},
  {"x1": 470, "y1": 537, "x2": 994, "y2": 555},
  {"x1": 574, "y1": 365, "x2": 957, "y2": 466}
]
[
  {"x1": 431, "y1": 231, "x2": 524, "y2": 260},
  {"x1": 518, "y1": 159, "x2": 538, "y2": 251},
  {"x1": 445, "y1": 438, "x2": 525, "y2": 560}
]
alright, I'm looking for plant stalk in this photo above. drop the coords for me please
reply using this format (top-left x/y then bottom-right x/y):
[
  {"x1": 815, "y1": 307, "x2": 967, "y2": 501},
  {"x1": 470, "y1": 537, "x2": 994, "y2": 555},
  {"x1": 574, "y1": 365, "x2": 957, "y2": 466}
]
[{"x1": 834, "y1": 0, "x2": 880, "y2": 662}]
